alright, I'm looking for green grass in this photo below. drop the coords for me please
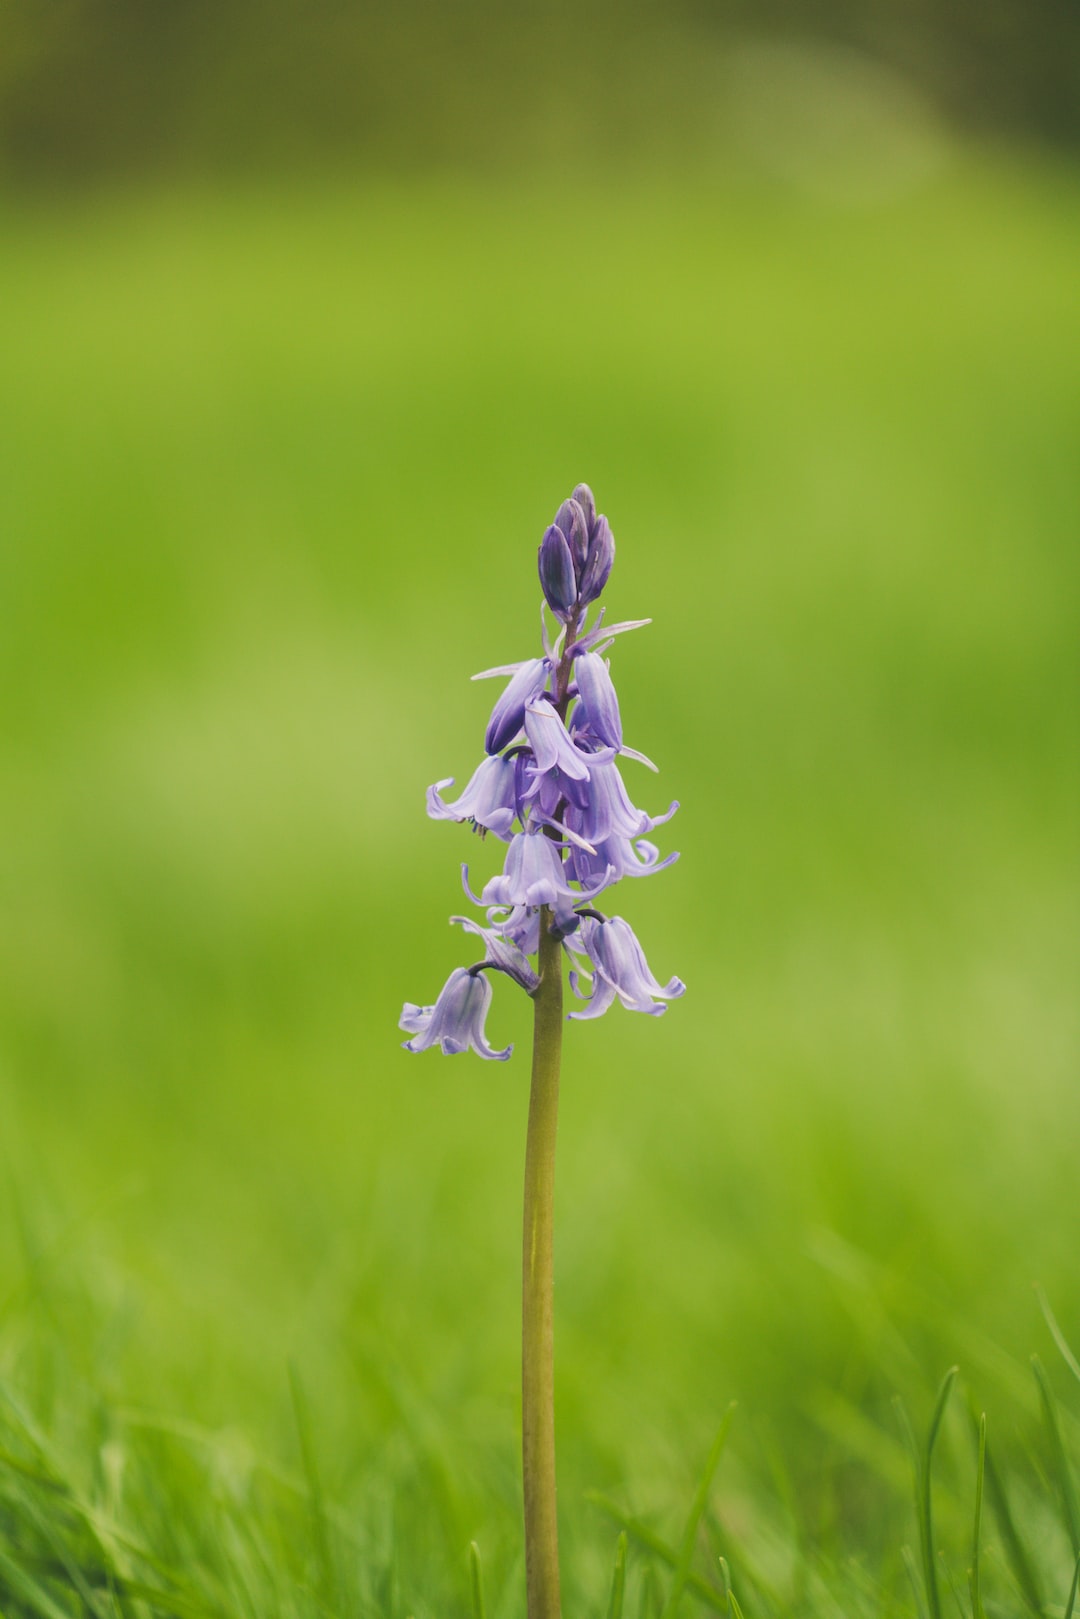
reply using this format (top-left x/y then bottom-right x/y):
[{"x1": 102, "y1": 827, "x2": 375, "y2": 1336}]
[{"x1": 0, "y1": 149, "x2": 1078, "y2": 1615}]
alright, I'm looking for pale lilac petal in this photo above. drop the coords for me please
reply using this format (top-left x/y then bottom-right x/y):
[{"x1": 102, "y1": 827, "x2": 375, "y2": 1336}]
[
  {"x1": 618, "y1": 745, "x2": 659, "y2": 772},
  {"x1": 570, "y1": 618, "x2": 651, "y2": 654},
  {"x1": 567, "y1": 973, "x2": 618, "y2": 1021},
  {"x1": 569, "y1": 832, "x2": 679, "y2": 884}
]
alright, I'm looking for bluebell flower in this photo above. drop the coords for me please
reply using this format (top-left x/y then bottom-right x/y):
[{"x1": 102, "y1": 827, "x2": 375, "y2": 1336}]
[
  {"x1": 562, "y1": 757, "x2": 678, "y2": 848},
  {"x1": 523, "y1": 696, "x2": 615, "y2": 783},
  {"x1": 568, "y1": 915, "x2": 685, "y2": 1019},
  {"x1": 465, "y1": 829, "x2": 612, "y2": 912},
  {"x1": 400, "y1": 967, "x2": 512, "y2": 1059},
  {"x1": 427, "y1": 754, "x2": 521, "y2": 839}
]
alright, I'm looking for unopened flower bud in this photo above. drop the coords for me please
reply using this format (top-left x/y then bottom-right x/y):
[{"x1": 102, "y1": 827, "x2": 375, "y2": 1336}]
[
  {"x1": 538, "y1": 524, "x2": 577, "y2": 619},
  {"x1": 571, "y1": 483, "x2": 596, "y2": 532},
  {"x1": 577, "y1": 514, "x2": 614, "y2": 606},
  {"x1": 554, "y1": 498, "x2": 589, "y2": 575}
]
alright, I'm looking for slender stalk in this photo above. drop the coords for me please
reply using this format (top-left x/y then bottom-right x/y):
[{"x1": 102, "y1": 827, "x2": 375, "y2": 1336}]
[{"x1": 522, "y1": 905, "x2": 563, "y2": 1619}]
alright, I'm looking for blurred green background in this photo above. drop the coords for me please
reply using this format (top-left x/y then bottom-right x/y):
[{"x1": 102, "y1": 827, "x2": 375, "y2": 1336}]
[{"x1": 0, "y1": 3, "x2": 1078, "y2": 1613}]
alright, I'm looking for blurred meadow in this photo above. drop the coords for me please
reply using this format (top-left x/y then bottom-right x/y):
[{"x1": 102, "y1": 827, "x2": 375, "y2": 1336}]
[{"x1": 1, "y1": 5, "x2": 1079, "y2": 1615}]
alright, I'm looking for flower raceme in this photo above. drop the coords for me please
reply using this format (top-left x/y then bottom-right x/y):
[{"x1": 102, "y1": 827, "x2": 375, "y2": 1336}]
[{"x1": 400, "y1": 484, "x2": 684, "y2": 1059}]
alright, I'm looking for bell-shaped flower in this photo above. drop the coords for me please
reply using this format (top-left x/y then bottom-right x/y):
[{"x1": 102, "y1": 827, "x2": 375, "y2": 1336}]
[
  {"x1": 573, "y1": 651, "x2": 622, "y2": 749},
  {"x1": 465, "y1": 828, "x2": 612, "y2": 911},
  {"x1": 474, "y1": 658, "x2": 550, "y2": 755},
  {"x1": 523, "y1": 696, "x2": 614, "y2": 785},
  {"x1": 400, "y1": 967, "x2": 512, "y2": 1059},
  {"x1": 563, "y1": 756, "x2": 678, "y2": 847},
  {"x1": 568, "y1": 915, "x2": 685, "y2": 1020},
  {"x1": 427, "y1": 754, "x2": 520, "y2": 840}
]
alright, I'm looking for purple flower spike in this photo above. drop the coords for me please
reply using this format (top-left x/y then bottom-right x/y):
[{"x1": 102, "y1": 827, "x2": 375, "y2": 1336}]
[
  {"x1": 475, "y1": 658, "x2": 550, "y2": 755},
  {"x1": 427, "y1": 754, "x2": 520, "y2": 839},
  {"x1": 538, "y1": 525, "x2": 577, "y2": 619},
  {"x1": 402, "y1": 480, "x2": 683, "y2": 1063},
  {"x1": 573, "y1": 651, "x2": 622, "y2": 750},
  {"x1": 568, "y1": 915, "x2": 685, "y2": 1020},
  {"x1": 400, "y1": 967, "x2": 512, "y2": 1059}
]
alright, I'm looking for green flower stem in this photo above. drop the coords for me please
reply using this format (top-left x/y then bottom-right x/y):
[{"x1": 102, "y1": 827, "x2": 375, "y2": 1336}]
[{"x1": 522, "y1": 904, "x2": 563, "y2": 1619}]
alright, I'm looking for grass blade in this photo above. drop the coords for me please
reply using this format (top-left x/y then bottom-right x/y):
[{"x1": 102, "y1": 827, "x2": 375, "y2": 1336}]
[
  {"x1": 0, "y1": 1546, "x2": 76, "y2": 1619},
  {"x1": 901, "y1": 1545, "x2": 929, "y2": 1619},
  {"x1": 288, "y1": 1361, "x2": 335, "y2": 1606},
  {"x1": 1035, "y1": 1285, "x2": 1080, "y2": 1388},
  {"x1": 969, "y1": 1411, "x2": 986, "y2": 1619},
  {"x1": 1032, "y1": 1354, "x2": 1080, "y2": 1557},
  {"x1": 587, "y1": 1494, "x2": 728, "y2": 1615},
  {"x1": 469, "y1": 1540, "x2": 486, "y2": 1619},
  {"x1": 606, "y1": 1532, "x2": 628, "y2": 1619},
  {"x1": 893, "y1": 1394, "x2": 920, "y2": 1473},
  {"x1": 718, "y1": 1556, "x2": 744, "y2": 1618},
  {"x1": 659, "y1": 1403, "x2": 737, "y2": 1619},
  {"x1": 1065, "y1": 1553, "x2": 1080, "y2": 1619},
  {"x1": 981, "y1": 1423, "x2": 1042, "y2": 1614},
  {"x1": 920, "y1": 1366, "x2": 958, "y2": 1619}
]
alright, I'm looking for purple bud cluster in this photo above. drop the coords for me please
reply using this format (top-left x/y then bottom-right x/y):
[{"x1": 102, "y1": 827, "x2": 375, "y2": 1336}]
[
  {"x1": 537, "y1": 484, "x2": 615, "y2": 621},
  {"x1": 401, "y1": 484, "x2": 684, "y2": 1060}
]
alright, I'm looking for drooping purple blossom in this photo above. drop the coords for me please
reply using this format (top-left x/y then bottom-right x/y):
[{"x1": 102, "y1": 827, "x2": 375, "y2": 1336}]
[
  {"x1": 427, "y1": 754, "x2": 521, "y2": 839},
  {"x1": 401, "y1": 483, "x2": 683, "y2": 1059},
  {"x1": 523, "y1": 697, "x2": 615, "y2": 782},
  {"x1": 400, "y1": 967, "x2": 512, "y2": 1059},
  {"x1": 562, "y1": 758, "x2": 677, "y2": 848},
  {"x1": 464, "y1": 830, "x2": 612, "y2": 912},
  {"x1": 567, "y1": 915, "x2": 686, "y2": 1020}
]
